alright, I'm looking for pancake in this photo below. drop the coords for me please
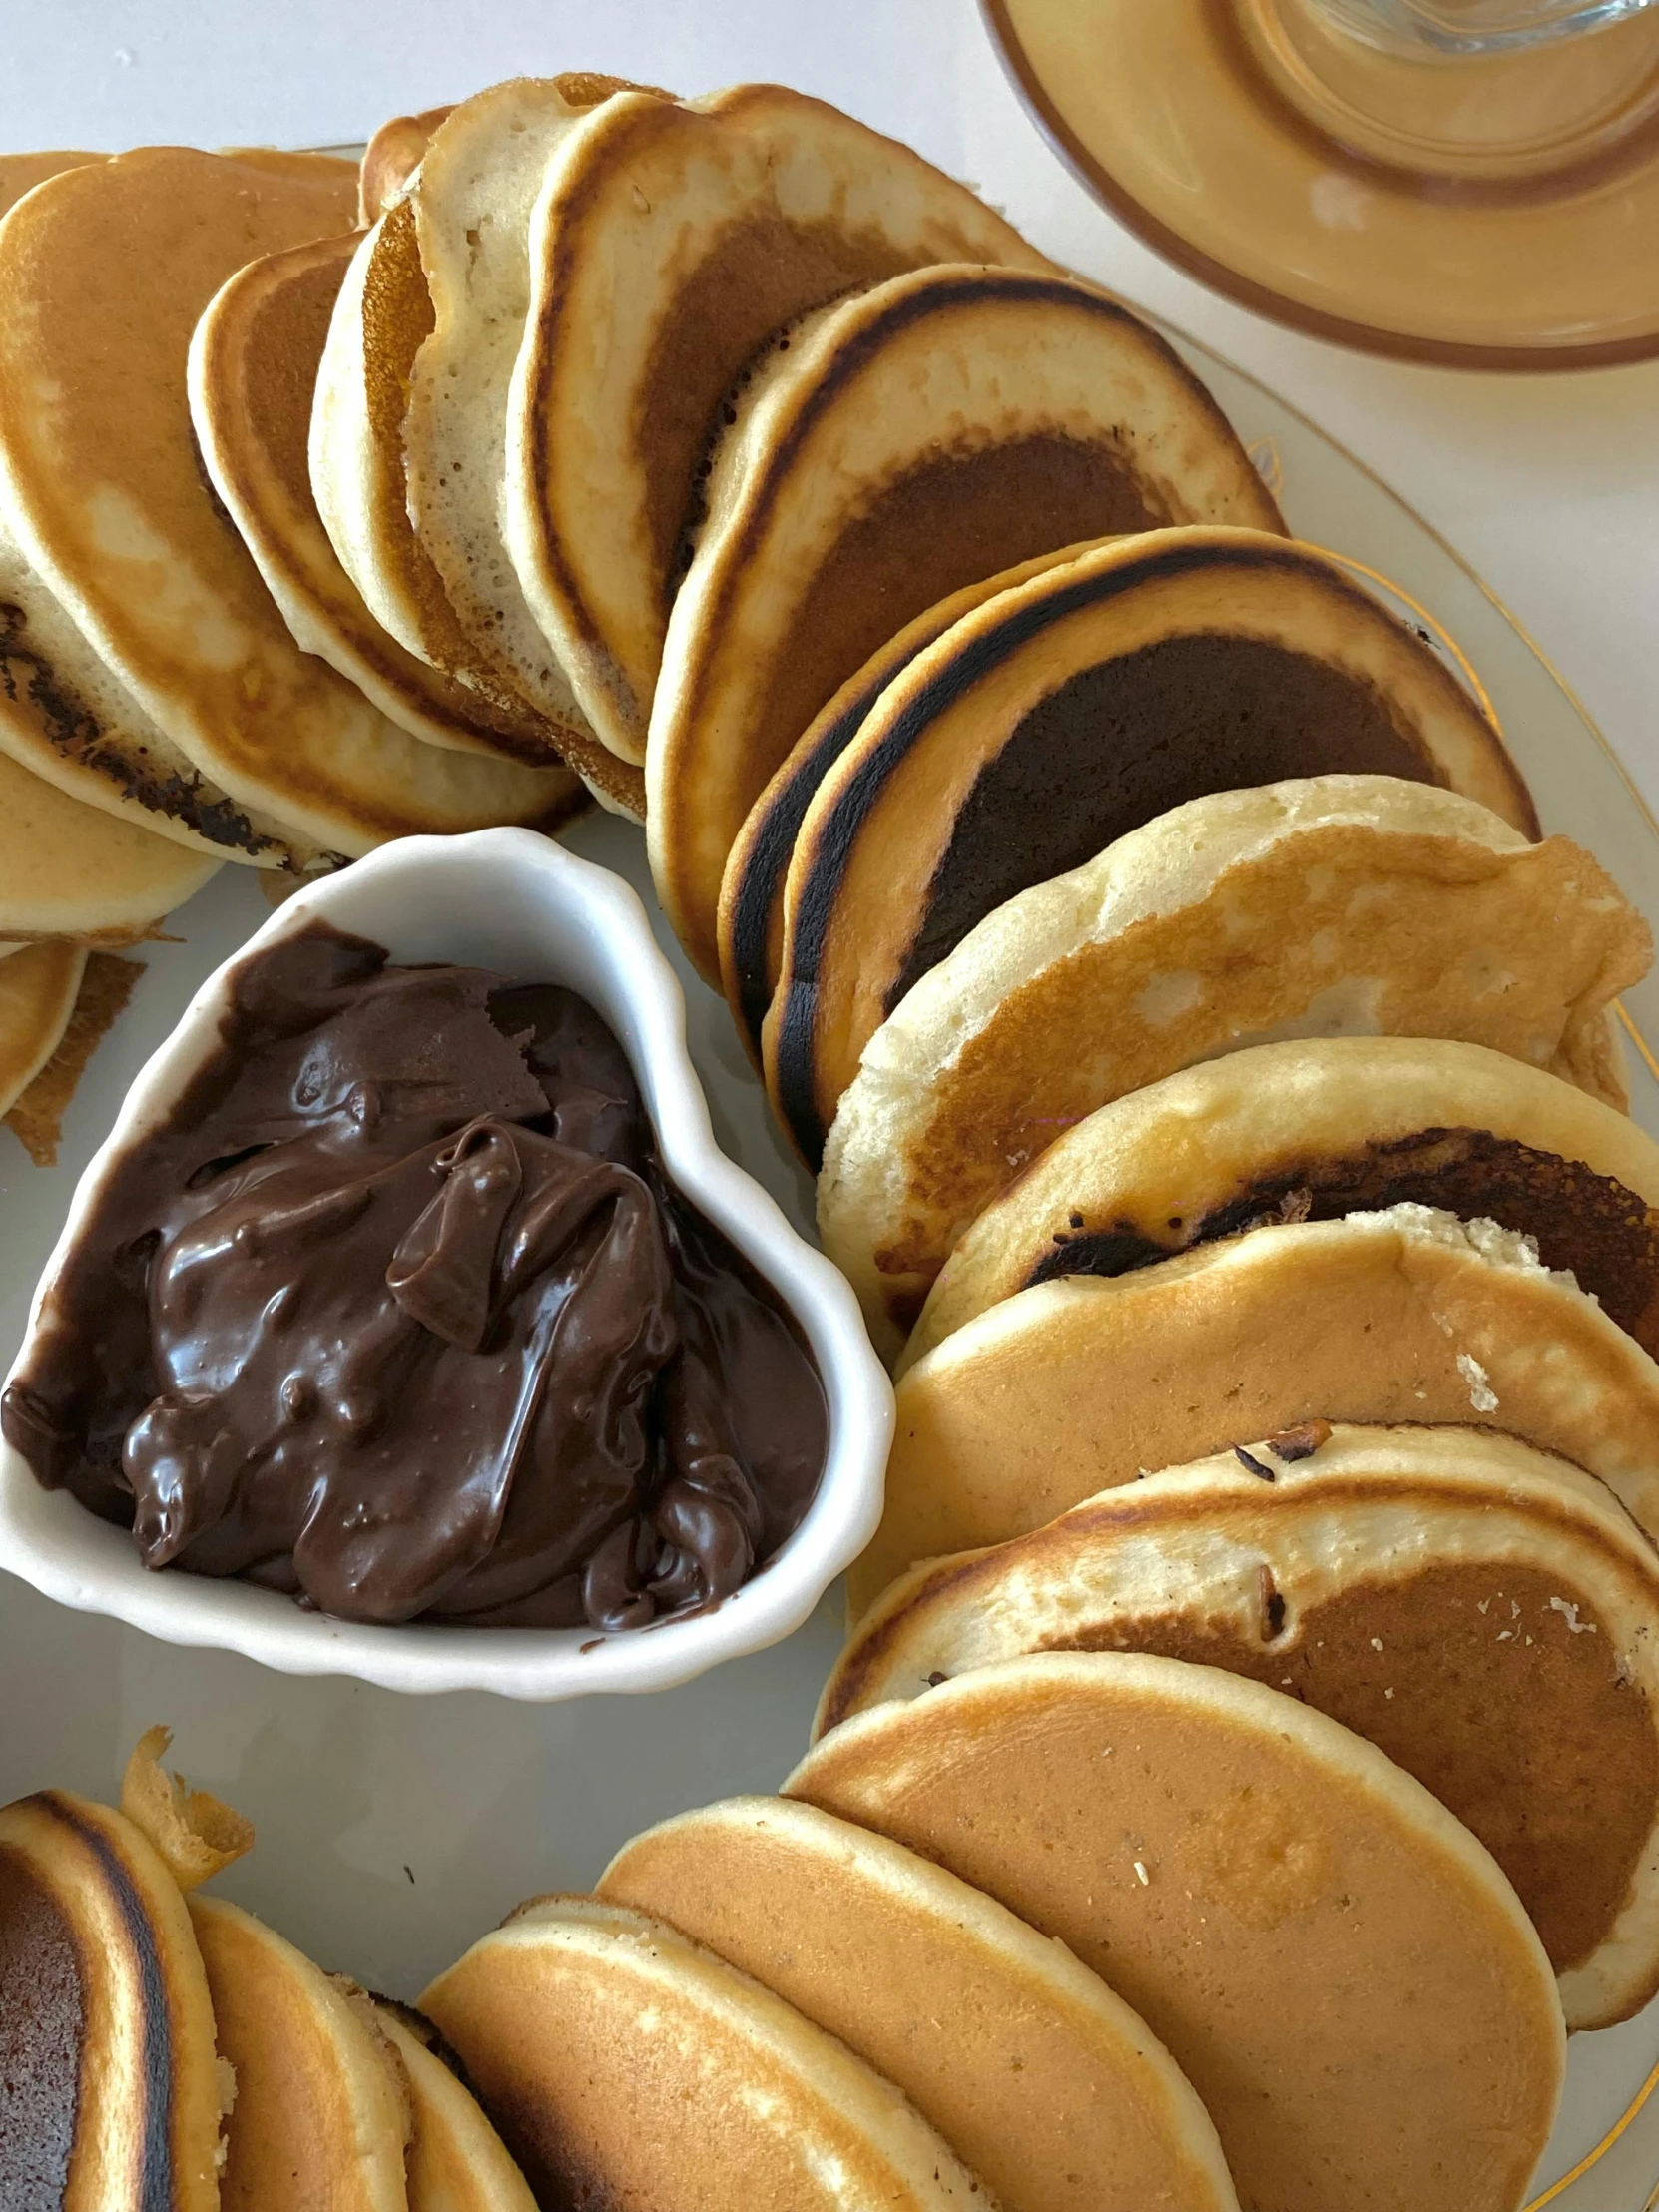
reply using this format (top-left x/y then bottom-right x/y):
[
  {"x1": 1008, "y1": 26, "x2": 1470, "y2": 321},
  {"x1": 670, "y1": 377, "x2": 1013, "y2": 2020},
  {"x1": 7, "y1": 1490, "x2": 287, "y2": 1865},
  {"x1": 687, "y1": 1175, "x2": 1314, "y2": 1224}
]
[
  {"x1": 0, "y1": 148, "x2": 576, "y2": 856},
  {"x1": 905, "y1": 1035, "x2": 1659, "y2": 1372},
  {"x1": 0, "y1": 939, "x2": 86, "y2": 1119},
  {"x1": 787, "y1": 1653, "x2": 1564, "y2": 2212},
  {"x1": 0, "y1": 1785, "x2": 225, "y2": 2211},
  {"x1": 189, "y1": 1896, "x2": 410, "y2": 2210},
  {"x1": 848, "y1": 1202, "x2": 1659, "y2": 1620},
  {"x1": 5, "y1": 949, "x2": 140, "y2": 1167},
  {"x1": 821, "y1": 1421, "x2": 1659, "y2": 2029},
  {"x1": 420, "y1": 1895, "x2": 991, "y2": 2210},
  {"x1": 510, "y1": 82, "x2": 1057, "y2": 772},
  {"x1": 647, "y1": 264, "x2": 1288, "y2": 980},
  {"x1": 719, "y1": 543, "x2": 1093, "y2": 1058},
  {"x1": 821, "y1": 774, "x2": 1650, "y2": 1356},
  {"x1": 599, "y1": 1796, "x2": 1239, "y2": 2212},
  {"x1": 0, "y1": 742, "x2": 218, "y2": 944},
  {"x1": 374, "y1": 2003, "x2": 539, "y2": 2212},
  {"x1": 358, "y1": 105, "x2": 453, "y2": 224},
  {"x1": 766, "y1": 531, "x2": 1537, "y2": 1164},
  {"x1": 191, "y1": 231, "x2": 582, "y2": 798}
]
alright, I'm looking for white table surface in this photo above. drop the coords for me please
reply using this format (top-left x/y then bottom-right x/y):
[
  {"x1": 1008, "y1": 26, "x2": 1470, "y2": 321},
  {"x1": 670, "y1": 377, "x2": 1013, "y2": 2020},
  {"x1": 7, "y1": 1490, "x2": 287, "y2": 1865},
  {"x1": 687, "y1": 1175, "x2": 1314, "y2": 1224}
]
[{"x1": 8, "y1": 0, "x2": 1658, "y2": 831}]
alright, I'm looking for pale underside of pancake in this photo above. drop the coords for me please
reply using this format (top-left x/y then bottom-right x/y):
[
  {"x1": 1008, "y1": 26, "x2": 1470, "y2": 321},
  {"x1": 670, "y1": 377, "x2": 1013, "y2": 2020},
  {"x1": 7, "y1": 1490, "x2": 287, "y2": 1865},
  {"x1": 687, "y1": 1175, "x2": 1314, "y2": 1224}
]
[
  {"x1": 787, "y1": 1652, "x2": 1565, "y2": 2212},
  {"x1": 0, "y1": 741, "x2": 218, "y2": 941},
  {"x1": 359, "y1": 105, "x2": 453, "y2": 225},
  {"x1": 905, "y1": 1034, "x2": 1659, "y2": 1372},
  {"x1": 821, "y1": 774, "x2": 1651, "y2": 1358},
  {"x1": 822, "y1": 1421, "x2": 1659, "y2": 2030},
  {"x1": 719, "y1": 541, "x2": 1098, "y2": 1058},
  {"x1": 374, "y1": 2003, "x2": 539, "y2": 2212},
  {"x1": 4, "y1": 949, "x2": 140, "y2": 1167},
  {"x1": 0, "y1": 148, "x2": 578, "y2": 859},
  {"x1": 647, "y1": 262, "x2": 1288, "y2": 980},
  {"x1": 848, "y1": 1203, "x2": 1659, "y2": 1622},
  {"x1": 189, "y1": 1895, "x2": 410, "y2": 2211},
  {"x1": 598, "y1": 1795, "x2": 1240, "y2": 2212},
  {"x1": 0, "y1": 939, "x2": 87, "y2": 1117},
  {"x1": 191, "y1": 232, "x2": 582, "y2": 797},
  {"x1": 765, "y1": 530, "x2": 1538, "y2": 1165},
  {"x1": 511, "y1": 82, "x2": 1060, "y2": 772},
  {"x1": 0, "y1": 1787, "x2": 225, "y2": 2211},
  {"x1": 420, "y1": 1895, "x2": 995, "y2": 2211},
  {"x1": 310, "y1": 192, "x2": 646, "y2": 816},
  {"x1": 403, "y1": 77, "x2": 638, "y2": 742}
]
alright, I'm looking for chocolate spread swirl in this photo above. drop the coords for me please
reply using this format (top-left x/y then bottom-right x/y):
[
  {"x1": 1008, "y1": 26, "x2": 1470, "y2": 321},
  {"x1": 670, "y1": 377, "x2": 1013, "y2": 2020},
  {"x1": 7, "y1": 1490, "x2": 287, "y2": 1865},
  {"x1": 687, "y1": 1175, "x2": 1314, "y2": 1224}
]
[{"x1": 1, "y1": 926, "x2": 826, "y2": 1630}]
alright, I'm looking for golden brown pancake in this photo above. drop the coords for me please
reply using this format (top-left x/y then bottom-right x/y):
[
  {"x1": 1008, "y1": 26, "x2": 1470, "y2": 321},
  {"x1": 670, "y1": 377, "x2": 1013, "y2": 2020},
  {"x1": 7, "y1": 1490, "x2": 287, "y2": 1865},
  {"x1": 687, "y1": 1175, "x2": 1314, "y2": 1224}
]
[
  {"x1": 374, "y1": 2003, "x2": 539, "y2": 2212},
  {"x1": 0, "y1": 938, "x2": 86, "y2": 1121},
  {"x1": 820, "y1": 1421, "x2": 1659, "y2": 2030},
  {"x1": 4, "y1": 949, "x2": 140, "y2": 1167},
  {"x1": 0, "y1": 145, "x2": 575, "y2": 857},
  {"x1": 904, "y1": 1036, "x2": 1659, "y2": 1372},
  {"x1": 599, "y1": 1796, "x2": 1240, "y2": 2212},
  {"x1": 358, "y1": 105, "x2": 453, "y2": 225},
  {"x1": 788, "y1": 1653, "x2": 1564, "y2": 2212},
  {"x1": 190, "y1": 1896, "x2": 410, "y2": 2211},
  {"x1": 0, "y1": 742, "x2": 219, "y2": 944},
  {"x1": 766, "y1": 530, "x2": 1537, "y2": 1165},
  {"x1": 191, "y1": 231, "x2": 582, "y2": 809},
  {"x1": 510, "y1": 81, "x2": 1058, "y2": 770},
  {"x1": 0, "y1": 1785, "x2": 225, "y2": 2211},
  {"x1": 821, "y1": 775, "x2": 1650, "y2": 1357},
  {"x1": 421, "y1": 1895, "x2": 991, "y2": 2210},
  {"x1": 849, "y1": 1203, "x2": 1659, "y2": 1621},
  {"x1": 719, "y1": 542, "x2": 1093, "y2": 1059},
  {"x1": 647, "y1": 263, "x2": 1287, "y2": 980}
]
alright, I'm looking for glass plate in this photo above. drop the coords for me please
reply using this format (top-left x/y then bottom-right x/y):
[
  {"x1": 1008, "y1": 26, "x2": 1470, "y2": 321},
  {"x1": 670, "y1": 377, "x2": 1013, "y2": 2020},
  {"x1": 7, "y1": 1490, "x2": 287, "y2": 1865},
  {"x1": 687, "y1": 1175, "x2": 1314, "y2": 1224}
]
[{"x1": 0, "y1": 313, "x2": 1654, "y2": 2206}]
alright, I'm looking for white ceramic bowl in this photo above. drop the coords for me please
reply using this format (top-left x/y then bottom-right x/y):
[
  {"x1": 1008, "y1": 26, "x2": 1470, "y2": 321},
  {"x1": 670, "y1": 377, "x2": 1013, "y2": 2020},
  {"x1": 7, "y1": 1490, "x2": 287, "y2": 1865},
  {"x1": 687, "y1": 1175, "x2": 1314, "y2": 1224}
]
[{"x1": 0, "y1": 829, "x2": 892, "y2": 1699}]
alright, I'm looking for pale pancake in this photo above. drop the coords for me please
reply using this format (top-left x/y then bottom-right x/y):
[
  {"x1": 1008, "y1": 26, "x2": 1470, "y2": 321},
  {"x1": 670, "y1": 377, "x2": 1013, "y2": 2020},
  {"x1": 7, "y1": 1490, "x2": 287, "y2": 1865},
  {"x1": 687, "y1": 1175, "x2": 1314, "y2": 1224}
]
[
  {"x1": 850, "y1": 1203, "x2": 1659, "y2": 1619},
  {"x1": 420, "y1": 1895, "x2": 992, "y2": 2210},
  {"x1": 647, "y1": 263, "x2": 1286, "y2": 979},
  {"x1": 822, "y1": 1421, "x2": 1659, "y2": 2029},
  {"x1": 905, "y1": 1036, "x2": 1659, "y2": 1372},
  {"x1": 719, "y1": 542, "x2": 1095, "y2": 1058},
  {"x1": 821, "y1": 774, "x2": 1650, "y2": 1356},
  {"x1": 0, "y1": 147, "x2": 574, "y2": 856},
  {"x1": 374, "y1": 2004, "x2": 538, "y2": 2212},
  {"x1": 191, "y1": 232, "x2": 582, "y2": 800},
  {"x1": 599, "y1": 1796, "x2": 1238, "y2": 2212},
  {"x1": 512, "y1": 83, "x2": 1058, "y2": 770},
  {"x1": 0, "y1": 743, "x2": 218, "y2": 943},
  {"x1": 788, "y1": 1652, "x2": 1564, "y2": 2212},
  {"x1": 4, "y1": 950, "x2": 140, "y2": 1167},
  {"x1": 402, "y1": 79, "x2": 634, "y2": 743},
  {"x1": 359, "y1": 105, "x2": 452, "y2": 224},
  {"x1": 0, "y1": 1787, "x2": 224, "y2": 2211},
  {"x1": 190, "y1": 1895, "x2": 409, "y2": 2211},
  {"x1": 0, "y1": 939, "x2": 86, "y2": 1118},
  {"x1": 767, "y1": 530, "x2": 1537, "y2": 1164}
]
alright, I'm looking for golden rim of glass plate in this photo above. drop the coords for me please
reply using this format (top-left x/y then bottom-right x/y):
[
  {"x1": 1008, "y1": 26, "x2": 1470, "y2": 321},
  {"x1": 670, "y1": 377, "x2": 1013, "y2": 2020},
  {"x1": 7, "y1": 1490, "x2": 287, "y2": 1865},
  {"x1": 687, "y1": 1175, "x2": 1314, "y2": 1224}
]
[{"x1": 982, "y1": 0, "x2": 1659, "y2": 369}]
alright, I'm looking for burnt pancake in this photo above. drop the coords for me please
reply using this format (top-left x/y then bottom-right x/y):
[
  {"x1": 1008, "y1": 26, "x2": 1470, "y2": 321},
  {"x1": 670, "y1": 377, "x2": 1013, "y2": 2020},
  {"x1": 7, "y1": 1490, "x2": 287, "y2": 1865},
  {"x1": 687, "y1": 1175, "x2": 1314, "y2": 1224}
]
[
  {"x1": 0, "y1": 1786, "x2": 224, "y2": 2211},
  {"x1": 819, "y1": 1421, "x2": 1659, "y2": 2030},
  {"x1": 787, "y1": 1652, "x2": 1564, "y2": 2212},
  {"x1": 719, "y1": 542, "x2": 1092, "y2": 1059},
  {"x1": 509, "y1": 82, "x2": 1057, "y2": 771},
  {"x1": 821, "y1": 775, "x2": 1651, "y2": 1360},
  {"x1": 848, "y1": 1203, "x2": 1659, "y2": 1622},
  {"x1": 767, "y1": 529, "x2": 1536, "y2": 1165},
  {"x1": 190, "y1": 231, "x2": 582, "y2": 807},
  {"x1": 905, "y1": 1036, "x2": 1659, "y2": 1372},
  {"x1": 647, "y1": 263, "x2": 1287, "y2": 981}
]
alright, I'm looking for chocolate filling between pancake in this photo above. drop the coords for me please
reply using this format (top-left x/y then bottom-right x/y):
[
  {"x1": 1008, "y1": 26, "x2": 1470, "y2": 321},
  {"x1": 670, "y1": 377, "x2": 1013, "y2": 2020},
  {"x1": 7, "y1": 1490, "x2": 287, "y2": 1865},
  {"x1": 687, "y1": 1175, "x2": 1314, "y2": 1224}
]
[
  {"x1": 1027, "y1": 1127, "x2": 1659, "y2": 1357},
  {"x1": 0, "y1": 1841, "x2": 85, "y2": 2212},
  {"x1": 1041, "y1": 1560, "x2": 1655, "y2": 1977}
]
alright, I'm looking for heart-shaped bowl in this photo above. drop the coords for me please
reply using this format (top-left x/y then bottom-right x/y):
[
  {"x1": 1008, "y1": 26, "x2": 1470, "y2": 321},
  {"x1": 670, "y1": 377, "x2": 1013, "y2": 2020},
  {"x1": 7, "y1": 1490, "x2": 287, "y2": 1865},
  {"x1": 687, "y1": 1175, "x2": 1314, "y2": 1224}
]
[{"x1": 0, "y1": 828, "x2": 892, "y2": 1699}]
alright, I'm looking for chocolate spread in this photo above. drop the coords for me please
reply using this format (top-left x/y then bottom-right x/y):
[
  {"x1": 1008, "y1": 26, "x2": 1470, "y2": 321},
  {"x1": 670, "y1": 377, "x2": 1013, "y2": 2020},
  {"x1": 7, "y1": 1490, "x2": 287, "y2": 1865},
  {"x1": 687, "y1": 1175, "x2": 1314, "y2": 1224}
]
[{"x1": 1, "y1": 926, "x2": 826, "y2": 1630}]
